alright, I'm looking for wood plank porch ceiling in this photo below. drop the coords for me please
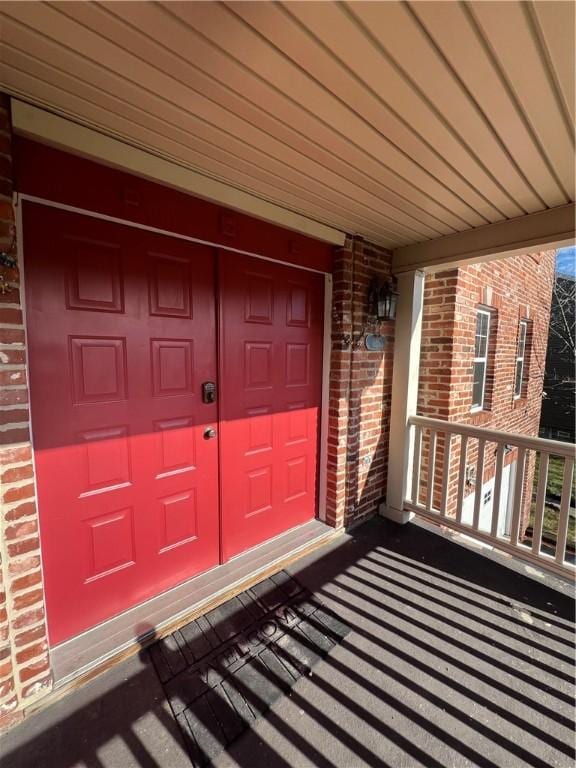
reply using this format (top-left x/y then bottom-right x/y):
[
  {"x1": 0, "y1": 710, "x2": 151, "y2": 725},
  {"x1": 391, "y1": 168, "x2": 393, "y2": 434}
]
[{"x1": 0, "y1": 1, "x2": 574, "y2": 250}]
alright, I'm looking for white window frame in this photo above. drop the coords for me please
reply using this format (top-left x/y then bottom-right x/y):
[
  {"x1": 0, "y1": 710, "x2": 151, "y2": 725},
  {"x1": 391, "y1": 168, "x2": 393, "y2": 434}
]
[
  {"x1": 514, "y1": 320, "x2": 528, "y2": 400},
  {"x1": 471, "y1": 309, "x2": 491, "y2": 413}
]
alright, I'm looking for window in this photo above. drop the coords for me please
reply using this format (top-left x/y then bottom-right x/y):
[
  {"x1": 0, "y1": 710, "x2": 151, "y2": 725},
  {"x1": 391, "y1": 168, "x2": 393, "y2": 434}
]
[
  {"x1": 472, "y1": 309, "x2": 490, "y2": 411},
  {"x1": 514, "y1": 320, "x2": 528, "y2": 399}
]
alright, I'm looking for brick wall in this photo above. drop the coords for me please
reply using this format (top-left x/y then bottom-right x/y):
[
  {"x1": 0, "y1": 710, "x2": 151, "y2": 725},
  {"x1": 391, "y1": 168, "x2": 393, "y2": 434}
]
[
  {"x1": 418, "y1": 253, "x2": 556, "y2": 528},
  {"x1": 0, "y1": 95, "x2": 52, "y2": 732},
  {"x1": 326, "y1": 237, "x2": 394, "y2": 529}
]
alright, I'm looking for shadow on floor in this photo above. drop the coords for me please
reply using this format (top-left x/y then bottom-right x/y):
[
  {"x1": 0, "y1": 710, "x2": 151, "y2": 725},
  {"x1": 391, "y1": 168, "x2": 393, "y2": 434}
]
[{"x1": 1, "y1": 517, "x2": 574, "y2": 768}]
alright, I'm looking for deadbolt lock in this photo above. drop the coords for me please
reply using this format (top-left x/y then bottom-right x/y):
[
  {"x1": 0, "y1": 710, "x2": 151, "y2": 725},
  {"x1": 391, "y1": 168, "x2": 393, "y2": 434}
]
[{"x1": 202, "y1": 381, "x2": 216, "y2": 404}]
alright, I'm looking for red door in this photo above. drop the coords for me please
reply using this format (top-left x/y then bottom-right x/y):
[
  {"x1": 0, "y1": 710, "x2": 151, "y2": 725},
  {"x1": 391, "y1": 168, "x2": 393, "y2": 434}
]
[
  {"x1": 25, "y1": 204, "x2": 325, "y2": 645},
  {"x1": 219, "y1": 252, "x2": 324, "y2": 559},
  {"x1": 24, "y1": 203, "x2": 220, "y2": 645}
]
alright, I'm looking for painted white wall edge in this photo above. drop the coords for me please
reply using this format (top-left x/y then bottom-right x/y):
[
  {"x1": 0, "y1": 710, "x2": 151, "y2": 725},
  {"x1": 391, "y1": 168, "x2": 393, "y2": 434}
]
[
  {"x1": 378, "y1": 504, "x2": 414, "y2": 525},
  {"x1": 10, "y1": 99, "x2": 347, "y2": 247}
]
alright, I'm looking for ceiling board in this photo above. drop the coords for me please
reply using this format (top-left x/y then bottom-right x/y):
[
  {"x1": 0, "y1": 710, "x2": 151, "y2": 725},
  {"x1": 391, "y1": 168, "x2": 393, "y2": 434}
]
[{"x1": 0, "y1": 0, "x2": 573, "y2": 251}]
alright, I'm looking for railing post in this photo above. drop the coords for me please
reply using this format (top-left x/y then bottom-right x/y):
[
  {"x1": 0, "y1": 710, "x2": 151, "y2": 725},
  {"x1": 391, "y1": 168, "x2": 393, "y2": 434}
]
[{"x1": 381, "y1": 269, "x2": 425, "y2": 523}]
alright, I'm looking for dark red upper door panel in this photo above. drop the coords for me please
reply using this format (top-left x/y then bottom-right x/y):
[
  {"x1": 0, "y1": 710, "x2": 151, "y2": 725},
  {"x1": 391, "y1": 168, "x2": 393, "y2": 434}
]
[
  {"x1": 15, "y1": 138, "x2": 334, "y2": 274},
  {"x1": 24, "y1": 202, "x2": 220, "y2": 645}
]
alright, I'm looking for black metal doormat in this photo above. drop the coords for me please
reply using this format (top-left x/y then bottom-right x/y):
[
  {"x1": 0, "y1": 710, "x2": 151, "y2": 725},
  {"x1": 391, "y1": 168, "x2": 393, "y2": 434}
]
[{"x1": 148, "y1": 571, "x2": 351, "y2": 767}]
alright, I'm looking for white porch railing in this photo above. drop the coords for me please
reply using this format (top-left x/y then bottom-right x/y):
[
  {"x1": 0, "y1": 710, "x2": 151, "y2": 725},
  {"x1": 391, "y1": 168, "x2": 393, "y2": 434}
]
[{"x1": 405, "y1": 415, "x2": 576, "y2": 578}]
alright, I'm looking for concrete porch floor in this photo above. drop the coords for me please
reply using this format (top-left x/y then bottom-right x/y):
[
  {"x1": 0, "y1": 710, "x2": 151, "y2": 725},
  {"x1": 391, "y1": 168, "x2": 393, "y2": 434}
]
[{"x1": 1, "y1": 517, "x2": 574, "y2": 768}]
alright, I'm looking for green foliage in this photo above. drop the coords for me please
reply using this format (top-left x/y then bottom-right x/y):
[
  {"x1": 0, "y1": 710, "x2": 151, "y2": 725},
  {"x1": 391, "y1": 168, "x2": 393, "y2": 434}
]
[
  {"x1": 533, "y1": 453, "x2": 575, "y2": 502},
  {"x1": 527, "y1": 454, "x2": 576, "y2": 551},
  {"x1": 527, "y1": 504, "x2": 575, "y2": 550}
]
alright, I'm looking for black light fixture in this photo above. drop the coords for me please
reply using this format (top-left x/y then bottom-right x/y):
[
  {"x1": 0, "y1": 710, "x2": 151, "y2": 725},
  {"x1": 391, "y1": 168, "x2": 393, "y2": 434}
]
[
  {"x1": 368, "y1": 277, "x2": 399, "y2": 322},
  {"x1": 340, "y1": 275, "x2": 400, "y2": 349}
]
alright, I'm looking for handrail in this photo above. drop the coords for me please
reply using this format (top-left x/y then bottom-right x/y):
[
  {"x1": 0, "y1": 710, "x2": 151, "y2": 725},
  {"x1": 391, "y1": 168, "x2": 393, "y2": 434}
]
[
  {"x1": 409, "y1": 415, "x2": 575, "y2": 458},
  {"x1": 405, "y1": 415, "x2": 575, "y2": 578}
]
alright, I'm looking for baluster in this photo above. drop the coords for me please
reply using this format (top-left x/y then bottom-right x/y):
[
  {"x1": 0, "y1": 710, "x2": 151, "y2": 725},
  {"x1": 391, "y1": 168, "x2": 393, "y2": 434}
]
[
  {"x1": 531, "y1": 452, "x2": 548, "y2": 555},
  {"x1": 472, "y1": 438, "x2": 486, "y2": 530},
  {"x1": 509, "y1": 447, "x2": 527, "y2": 547},
  {"x1": 555, "y1": 456, "x2": 575, "y2": 564},
  {"x1": 411, "y1": 425, "x2": 422, "y2": 505},
  {"x1": 491, "y1": 443, "x2": 505, "y2": 537},
  {"x1": 456, "y1": 434, "x2": 468, "y2": 523},
  {"x1": 440, "y1": 433, "x2": 452, "y2": 517},
  {"x1": 426, "y1": 430, "x2": 437, "y2": 512}
]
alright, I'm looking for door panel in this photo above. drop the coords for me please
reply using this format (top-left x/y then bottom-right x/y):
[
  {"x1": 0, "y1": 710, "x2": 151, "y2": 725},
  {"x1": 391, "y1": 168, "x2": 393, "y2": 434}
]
[
  {"x1": 219, "y1": 253, "x2": 324, "y2": 559},
  {"x1": 24, "y1": 203, "x2": 220, "y2": 645}
]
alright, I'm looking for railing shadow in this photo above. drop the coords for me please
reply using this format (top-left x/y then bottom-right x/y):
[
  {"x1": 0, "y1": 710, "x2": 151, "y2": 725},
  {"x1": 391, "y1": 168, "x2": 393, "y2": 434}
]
[{"x1": 0, "y1": 517, "x2": 574, "y2": 768}]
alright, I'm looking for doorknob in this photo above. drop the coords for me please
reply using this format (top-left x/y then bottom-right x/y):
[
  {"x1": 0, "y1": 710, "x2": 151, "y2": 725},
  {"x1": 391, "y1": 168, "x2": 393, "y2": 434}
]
[{"x1": 204, "y1": 427, "x2": 217, "y2": 440}]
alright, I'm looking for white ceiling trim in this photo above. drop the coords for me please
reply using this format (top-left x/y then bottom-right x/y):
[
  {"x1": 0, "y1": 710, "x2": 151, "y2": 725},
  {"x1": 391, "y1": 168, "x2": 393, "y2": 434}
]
[
  {"x1": 10, "y1": 99, "x2": 347, "y2": 247},
  {"x1": 393, "y1": 202, "x2": 575, "y2": 273}
]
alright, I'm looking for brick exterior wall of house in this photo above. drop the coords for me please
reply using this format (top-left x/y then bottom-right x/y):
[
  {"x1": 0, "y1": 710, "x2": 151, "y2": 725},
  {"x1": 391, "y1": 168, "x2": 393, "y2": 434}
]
[
  {"x1": 327, "y1": 238, "x2": 395, "y2": 530},
  {"x1": 0, "y1": 95, "x2": 52, "y2": 733},
  {"x1": 417, "y1": 253, "x2": 556, "y2": 530},
  {"x1": 0, "y1": 98, "x2": 395, "y2": 731}
]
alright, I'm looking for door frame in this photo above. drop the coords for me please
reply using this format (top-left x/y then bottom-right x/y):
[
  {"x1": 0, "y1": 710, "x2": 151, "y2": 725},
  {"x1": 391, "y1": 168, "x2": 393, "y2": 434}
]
[{"x1": 16, "y1": 193, "x2": 332, "y2": 595}]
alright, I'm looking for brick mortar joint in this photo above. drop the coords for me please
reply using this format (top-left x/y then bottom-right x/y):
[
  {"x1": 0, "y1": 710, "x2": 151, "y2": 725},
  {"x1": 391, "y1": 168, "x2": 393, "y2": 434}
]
[
  {"x1": 9, "y1": 616, "x2": 45, "y2": 638},
  {"x1": 7, "y1": 579, "x2": 43, "y2": 600},
  {"x1": 8, "y1": 560, "x2": 41, "y2": 579},
  {"x1": 3, "y1": 528, "x2": 39, "y2": 546},
  {"x1": 0, "y1": 459, "x2": 32, "y2": 472},
  {"x1": 13, "y1": 641, "x2": 48, "y2": 669},
  {"x1": 1, "y1": 477, "x2": 35, "y2": 490},
  {"x1": 18, "y1": 664, "x2": 51, "y2": 698},
  {"x1": 0, "y1": 404, "x2": 30, "y2": 412},
  {"x1": 0, "y1": 423, "x2": 31, "y2": 433}
]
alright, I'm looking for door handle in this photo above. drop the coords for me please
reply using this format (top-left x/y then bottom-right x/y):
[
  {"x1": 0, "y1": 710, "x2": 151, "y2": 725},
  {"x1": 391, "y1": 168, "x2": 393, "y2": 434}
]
[{"x1": 204, "y1": 427, "x2": 217, "y2": 440}]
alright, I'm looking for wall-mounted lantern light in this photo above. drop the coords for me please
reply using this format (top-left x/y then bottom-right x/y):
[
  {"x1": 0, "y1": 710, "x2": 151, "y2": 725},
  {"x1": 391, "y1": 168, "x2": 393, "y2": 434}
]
[
  {"x1": 338, "y1": 275, "x2": 399, "y2": 350},
  {"x1": 368, "y1": 277, "x2": 399, "y2": 322}
]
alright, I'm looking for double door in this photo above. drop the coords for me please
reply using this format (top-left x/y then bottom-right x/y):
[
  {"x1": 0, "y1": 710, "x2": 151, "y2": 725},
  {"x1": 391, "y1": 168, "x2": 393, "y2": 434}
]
[{"x1": 24, "y1": 202, "x2": 323, "y2": 645}]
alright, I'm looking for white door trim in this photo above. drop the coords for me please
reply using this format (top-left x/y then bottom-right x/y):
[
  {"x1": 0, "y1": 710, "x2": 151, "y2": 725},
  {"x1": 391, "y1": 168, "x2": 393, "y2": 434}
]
[{"x1": 318, "y1": 273, "x2": 333, "y2": 523}]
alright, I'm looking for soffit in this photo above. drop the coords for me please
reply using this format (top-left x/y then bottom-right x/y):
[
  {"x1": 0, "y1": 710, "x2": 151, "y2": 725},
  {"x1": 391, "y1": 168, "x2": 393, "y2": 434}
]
[{"x1": 0, "y1": 1, "x2": 573, "y2": 251}]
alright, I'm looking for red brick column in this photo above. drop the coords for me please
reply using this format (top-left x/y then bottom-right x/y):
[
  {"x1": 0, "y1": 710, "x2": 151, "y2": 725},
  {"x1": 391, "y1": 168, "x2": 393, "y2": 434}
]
[
  {"x1": 0, "y1": 95, "x2": 52, "y2": 732},
  {"x1": 325, "y1": 237, "x2": 395, "y2": 529},
  {"x1": 325, "y1": 240, "x2": 354, "y2": 528}
]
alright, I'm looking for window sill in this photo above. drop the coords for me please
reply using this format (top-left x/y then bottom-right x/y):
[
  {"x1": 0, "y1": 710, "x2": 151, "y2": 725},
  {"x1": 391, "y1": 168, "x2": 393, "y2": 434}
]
[{"x1": 469, "y1": 410, "x2": 493, "y2": 427}]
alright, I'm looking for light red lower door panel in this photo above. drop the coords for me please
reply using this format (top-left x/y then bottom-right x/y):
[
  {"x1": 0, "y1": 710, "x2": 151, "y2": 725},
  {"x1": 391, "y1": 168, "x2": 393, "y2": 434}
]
[
  {"x1": 24, "y1": 203, "x2": 220, "y2": 645},
  {"x1": 219, "y1": 252, "x2": 324, "y2": 560}
]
